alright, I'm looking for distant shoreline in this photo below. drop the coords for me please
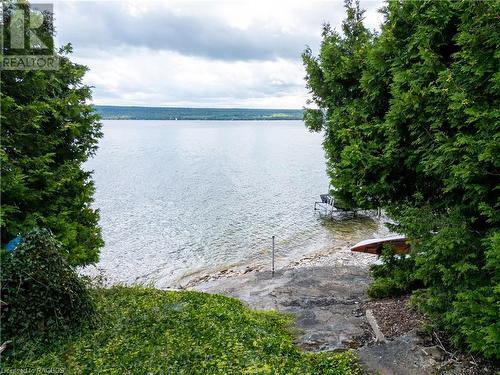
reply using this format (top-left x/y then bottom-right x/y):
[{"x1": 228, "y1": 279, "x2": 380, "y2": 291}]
[
  {"x1": 100, "y1": 118, "x2": 304, "y2": 121},
  {"x1": 94, "y1": 105, "x2": 304, "y2": 121}
]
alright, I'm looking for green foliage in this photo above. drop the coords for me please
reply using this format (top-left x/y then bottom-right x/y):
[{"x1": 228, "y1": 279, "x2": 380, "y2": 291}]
[
  {"x1": 411, "y1": 228, "x2": 500, "y2": 359},
  {"x1": 446, "y1": 287, "x2": 499, "y2": 359},
  {"x1": 304, "y1": 0, "x2": 499, "y2": 358},
  {"x1": 3, "y1": 286, "x2": 361, "y2": 374},
  {"x1": 368, "y1": 246, "x2": 422, "y2": 298},
  {"x1": 0, "y1": 228, "x2": 96, "y2": 341},
  {"x1": 303, "y1": 108, "x2": 324, "y2": 132},
  {"x1": 1, "y1": 2, "x2": 103, "y2": 266}
]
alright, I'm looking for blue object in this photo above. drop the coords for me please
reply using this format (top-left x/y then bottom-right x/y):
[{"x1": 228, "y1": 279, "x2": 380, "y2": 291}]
[{"x1": 6, "y1": 235, "x2": 22, "y2": 253}]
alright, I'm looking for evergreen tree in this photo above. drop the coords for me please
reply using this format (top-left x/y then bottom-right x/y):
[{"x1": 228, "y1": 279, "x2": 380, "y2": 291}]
[
  {"x1": 304, "y1": 0, "x2": 499, "y2": 358},
  {"x1": 1, "y1": 2, "x2": 103, "y2": 265}
]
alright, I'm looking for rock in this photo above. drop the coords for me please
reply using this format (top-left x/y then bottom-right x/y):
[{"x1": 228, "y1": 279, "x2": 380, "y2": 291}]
[
  {"x1": 424, "y1": 345, "x2": 446, "y2": 362},
  {"x1": 192, "y1": 265, "x2": 373, "y2": 351},
  {"x1": 359, "y1": 330, "x2": 442, "y2": 375},
  {"x1": 190, "y1": 258, "x2": 455, "y2": 375}
]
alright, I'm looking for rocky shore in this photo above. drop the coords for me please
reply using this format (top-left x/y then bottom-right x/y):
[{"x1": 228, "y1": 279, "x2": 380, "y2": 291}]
[{"x1": 188, "y1": 244, "x2": 488, "y2": 374}]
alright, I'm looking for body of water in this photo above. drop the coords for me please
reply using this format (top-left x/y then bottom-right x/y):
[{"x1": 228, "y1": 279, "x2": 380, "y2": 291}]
[{"x1": 85, "y1": 120, "x2": 386, "y2": 287}]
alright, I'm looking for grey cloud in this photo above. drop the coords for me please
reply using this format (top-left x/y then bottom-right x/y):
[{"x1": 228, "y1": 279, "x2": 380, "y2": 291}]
[
  {"x1": 54, "y1": 1, "x2": 384, "y2": 107},
  {"x1": 55, "y1": 2, "x2": 322, "y2": 61}
]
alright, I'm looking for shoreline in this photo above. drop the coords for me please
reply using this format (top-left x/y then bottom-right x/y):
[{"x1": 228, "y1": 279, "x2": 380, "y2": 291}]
[
  {"x1": 79, "y1": 220, "x2": 494, "y2": 374},
  {"x1": 174, "y1": 211, "x2": 394, "y2": 289},
  {"x1": 82, "y1": 212, "x2": 392, "y2": 289},
  {"x1": 185, "y1": 236, "x2": 475, "y2": 374},
  {"x1": 176, "y1": 238, "x2": 378, "y2": 289}
]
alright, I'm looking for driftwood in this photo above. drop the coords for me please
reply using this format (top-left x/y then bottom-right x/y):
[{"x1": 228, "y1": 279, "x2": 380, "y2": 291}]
[{"x1": 365, "y1": 309, "x2": 387, "y2": 343}]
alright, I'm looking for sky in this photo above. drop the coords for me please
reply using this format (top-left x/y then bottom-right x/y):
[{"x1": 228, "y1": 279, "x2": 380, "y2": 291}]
[{"x1": 50, "y1": 0, "x2": 385, "y2": 108}]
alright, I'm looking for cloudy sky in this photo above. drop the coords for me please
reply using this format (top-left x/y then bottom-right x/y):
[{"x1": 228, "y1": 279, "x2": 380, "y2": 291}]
[{"x1": 51, "y1": 0, "x2": 384, "y2": 108}]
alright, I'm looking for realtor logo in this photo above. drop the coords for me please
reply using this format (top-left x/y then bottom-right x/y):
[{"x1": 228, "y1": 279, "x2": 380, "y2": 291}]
[{"x1": 1, "y1": 2, "x2": 59, "y2": 70}]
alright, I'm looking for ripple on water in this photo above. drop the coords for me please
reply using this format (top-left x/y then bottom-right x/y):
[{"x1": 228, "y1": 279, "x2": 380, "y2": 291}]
[{"x1": 83, "y1": 120, "x2": 391, "y2": 287}]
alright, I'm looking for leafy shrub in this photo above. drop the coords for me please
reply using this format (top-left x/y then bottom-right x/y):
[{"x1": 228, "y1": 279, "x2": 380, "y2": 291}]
[
  {"x1": 1, "y1": 228, "x2": 96, "y2": 341},
  {"x1": 411, "y1": 229, "x2": 500, "y2": 359},
  {"x1": 3, "y1": 286, "x2": 362, "y2": 374},
  {"x1": 400, "y1": 209, "x2": 499, "y2": 359},
  {"x1": 446, "y1": 287, "x2": 499, "y2": 359},
  {"x1": 367, "y1": 245, "x2": 422, "y2": 298}
]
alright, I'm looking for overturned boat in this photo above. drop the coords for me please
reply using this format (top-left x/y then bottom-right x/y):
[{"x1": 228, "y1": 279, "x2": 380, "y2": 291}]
[{"x1": 350, "y1": 236, "x2": 410, "y2": 255}]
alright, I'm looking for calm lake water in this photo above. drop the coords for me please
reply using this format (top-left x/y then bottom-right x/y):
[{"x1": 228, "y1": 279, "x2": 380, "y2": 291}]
[{"x1": 86, "y1": 120, "x2": 386, "y2": 287}]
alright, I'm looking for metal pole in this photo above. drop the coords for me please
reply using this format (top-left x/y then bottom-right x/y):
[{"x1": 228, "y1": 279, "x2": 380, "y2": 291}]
[{"x1": 272, "y1": 235, "x2": 275, "y2": 277}]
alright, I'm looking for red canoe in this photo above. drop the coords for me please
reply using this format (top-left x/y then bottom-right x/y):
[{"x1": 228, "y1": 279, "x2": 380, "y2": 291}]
[{"x1": 350, "y1": 236, "x2": 410, "y2": 255}]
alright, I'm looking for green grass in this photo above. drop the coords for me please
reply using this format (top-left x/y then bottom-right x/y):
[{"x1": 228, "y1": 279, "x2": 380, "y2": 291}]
[{"x1": 2, "y1": 286, "x2": 361, "y2": 374}]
